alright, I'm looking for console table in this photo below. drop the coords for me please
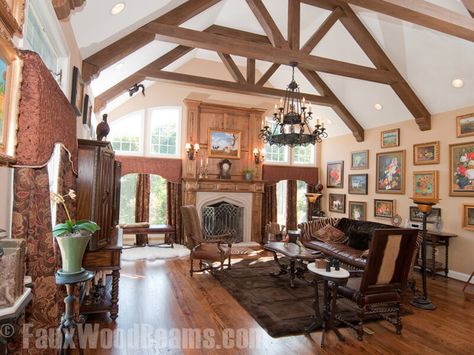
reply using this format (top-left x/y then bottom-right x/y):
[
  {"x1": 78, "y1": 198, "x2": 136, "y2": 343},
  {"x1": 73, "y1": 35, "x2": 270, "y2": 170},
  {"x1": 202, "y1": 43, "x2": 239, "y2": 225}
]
[
  {"x1": 81, "y1": 228, "x2": 122, "y2": 320},
  {"x1": 417, "y1": 230, "x2": 457, "y2": 278},
  {"x1": 122, "y1": 224, "x2": 175, "y2": 247}
]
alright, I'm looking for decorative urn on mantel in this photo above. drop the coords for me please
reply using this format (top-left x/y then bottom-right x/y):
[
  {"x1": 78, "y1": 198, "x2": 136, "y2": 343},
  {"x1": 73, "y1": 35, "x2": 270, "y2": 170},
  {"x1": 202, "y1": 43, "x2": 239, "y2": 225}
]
[{"x1": 51, "y1": 190, "x2": 100, "y2": 275}]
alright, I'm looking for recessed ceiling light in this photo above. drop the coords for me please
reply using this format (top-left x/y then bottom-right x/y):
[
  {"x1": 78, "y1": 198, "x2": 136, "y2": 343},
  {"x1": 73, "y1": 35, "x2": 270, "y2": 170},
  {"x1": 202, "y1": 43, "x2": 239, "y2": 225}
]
[
  {"x1": 113, "y1": 62, "x2": 124, "y2": 70},
  {"x1": 451, "y1": 78, "x2": 464, "y2": 88},
  {"x1": 110, "y1": 2, "x2": 125, "y2": 16},
  {"x1": 374, "y1": 103, "x2": 383, "y2": 111}
]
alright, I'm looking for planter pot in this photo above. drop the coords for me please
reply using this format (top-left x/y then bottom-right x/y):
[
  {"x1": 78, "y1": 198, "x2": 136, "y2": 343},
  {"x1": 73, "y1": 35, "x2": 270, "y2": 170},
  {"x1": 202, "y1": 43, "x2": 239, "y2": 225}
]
[
  {"x1": 244, "y1": 173, "x2": 253, "y2": 181},
  {"x1": 55, "y1": 233, "x2": 91, "y2": 276}
]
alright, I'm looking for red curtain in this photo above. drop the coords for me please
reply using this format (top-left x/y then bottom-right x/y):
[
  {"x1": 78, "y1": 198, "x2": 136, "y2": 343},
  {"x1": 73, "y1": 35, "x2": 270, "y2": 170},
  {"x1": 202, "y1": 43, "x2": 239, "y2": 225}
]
[
  {"x1": 261, "y1": 184, "x2": 277, "y2": 238},
  {"x1": 166, "y1": 182, "x2": 183, "y2": 244},
  {"x1": 12, "y1": 167, "x2": 59, "y2": 354},
  {"x1": 286, "y1": 180, "x2": 297, "y2": 230}
]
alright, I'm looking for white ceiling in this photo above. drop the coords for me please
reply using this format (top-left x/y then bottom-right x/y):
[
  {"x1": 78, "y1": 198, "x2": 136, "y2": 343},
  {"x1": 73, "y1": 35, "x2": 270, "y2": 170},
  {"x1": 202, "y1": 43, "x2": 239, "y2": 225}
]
[{"x1": 69, "y1": 0, "x2": 474, "y2": 137}]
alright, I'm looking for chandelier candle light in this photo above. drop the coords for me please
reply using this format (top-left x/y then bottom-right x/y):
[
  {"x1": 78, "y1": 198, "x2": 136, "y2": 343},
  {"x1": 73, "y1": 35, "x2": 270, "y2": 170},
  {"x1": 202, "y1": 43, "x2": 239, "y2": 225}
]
[{"x1": 259, "y1": 63, "x2": 328, "y2": 146}]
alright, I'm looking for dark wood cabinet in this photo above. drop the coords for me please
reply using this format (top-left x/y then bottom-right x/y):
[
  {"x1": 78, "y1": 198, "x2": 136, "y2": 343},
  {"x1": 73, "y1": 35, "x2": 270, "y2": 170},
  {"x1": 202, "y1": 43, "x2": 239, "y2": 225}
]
[{"x1": 77, "y1": 139, "x2": 117, "y2": 251}]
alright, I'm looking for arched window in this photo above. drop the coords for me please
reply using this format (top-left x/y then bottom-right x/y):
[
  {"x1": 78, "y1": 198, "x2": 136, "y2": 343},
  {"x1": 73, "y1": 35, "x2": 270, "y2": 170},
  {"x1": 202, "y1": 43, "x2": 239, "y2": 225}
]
[
  {"x1": 109, "y1": 111, "x2": 144, "y2": 155},
  {"x1": 148, "y1": 107, "x2": 181, "y2": 157}
]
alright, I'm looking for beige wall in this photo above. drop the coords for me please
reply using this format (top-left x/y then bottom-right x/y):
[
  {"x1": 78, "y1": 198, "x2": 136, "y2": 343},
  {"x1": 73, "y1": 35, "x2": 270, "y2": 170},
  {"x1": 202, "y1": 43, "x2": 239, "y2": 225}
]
[{"x1": 321, "y1": 105, "x2": 474, "y2": 277}]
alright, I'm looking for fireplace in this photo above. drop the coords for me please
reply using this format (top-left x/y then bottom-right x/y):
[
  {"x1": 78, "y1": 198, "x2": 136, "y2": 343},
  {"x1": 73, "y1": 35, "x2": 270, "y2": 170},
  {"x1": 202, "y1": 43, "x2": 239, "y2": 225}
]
[
  {"x1": 183, "y1": 178, "x2": 264, "y2": 242},
  {"x1": 202, "y1": 202, "x2": 244, "y2": 242}
]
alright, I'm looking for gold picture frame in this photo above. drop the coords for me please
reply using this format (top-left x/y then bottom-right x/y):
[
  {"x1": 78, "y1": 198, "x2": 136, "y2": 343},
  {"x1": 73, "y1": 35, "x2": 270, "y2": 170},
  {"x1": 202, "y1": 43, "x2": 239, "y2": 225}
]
[
  {"x1": 0, "y1": 35, "x2": 22, "y2": 164},
  {"x1": 381, "y1": 128, "x2": 400, "y2": 148},
  {"x1": 449, "y1": 141, "x2": 474, "y2": 196},
  {"x1": 413, "y1": 141, "x2": 440, "y2": 165},
  {"x1": 208, "y1": 129, "x2": 241, "y2": 159},
  {"x1": 349, "y1": 201, "x2": 367, "y2": 221},
  {"x1": 351, "y1": 149, "x2": 369, "y2": 169},
  {"x1": 376, "y1": 150, "x2": 406, "y2": 194},
  {"x1": 456, "y1": 113, "x2": 474, "y2": 138},
  {"x1": 413, "y1": 170, "x2": 438, "y2": 200},
  {"x1": 374, "y1": 199, "x2": 395, "y2": 218},
  {"x1": 462, "y1": 204, "x2": 474, "y2": 231}
]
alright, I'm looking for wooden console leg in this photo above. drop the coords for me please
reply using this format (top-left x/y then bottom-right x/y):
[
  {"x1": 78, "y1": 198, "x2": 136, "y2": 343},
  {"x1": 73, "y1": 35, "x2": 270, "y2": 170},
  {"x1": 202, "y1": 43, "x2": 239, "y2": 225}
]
[{"x1": 110, "y1": 270, "x2": 120, "y2": 321}]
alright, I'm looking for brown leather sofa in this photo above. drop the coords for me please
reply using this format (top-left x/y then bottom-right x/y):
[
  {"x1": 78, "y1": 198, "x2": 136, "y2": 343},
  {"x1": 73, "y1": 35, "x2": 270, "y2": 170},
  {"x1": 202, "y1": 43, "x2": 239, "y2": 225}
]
[{"x1": 299, "y1": 218, "x2": 414, "y2": 269}]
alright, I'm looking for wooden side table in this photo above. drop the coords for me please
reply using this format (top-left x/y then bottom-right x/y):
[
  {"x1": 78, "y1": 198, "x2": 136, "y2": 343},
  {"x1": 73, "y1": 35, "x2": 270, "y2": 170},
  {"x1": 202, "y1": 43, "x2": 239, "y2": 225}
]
[
  {"x1": 421, "y1": 231, "x2": 457, "y2": 278},
  {"x1": 305, "y1": 263, "x2": 350, "y2": 347},
  {"x1": 56, "y1": 270, "x2": 94, "y2": 355}
]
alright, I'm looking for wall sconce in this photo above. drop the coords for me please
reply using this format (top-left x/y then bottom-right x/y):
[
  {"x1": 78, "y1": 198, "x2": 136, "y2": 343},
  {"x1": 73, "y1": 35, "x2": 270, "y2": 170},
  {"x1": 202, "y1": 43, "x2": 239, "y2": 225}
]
[
  {"x1": 253, "y1": 148, "x2": 265, "y2": 164},
  {"x1": 185, "y1": 143, "x2": 199, "y2": 160}
]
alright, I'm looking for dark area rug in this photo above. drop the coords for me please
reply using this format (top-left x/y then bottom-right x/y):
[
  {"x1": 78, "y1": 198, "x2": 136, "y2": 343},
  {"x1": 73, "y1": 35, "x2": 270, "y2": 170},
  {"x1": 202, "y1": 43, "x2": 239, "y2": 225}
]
[{"x1": 213, "y1": 258, "x2": 411, "y2": 338}]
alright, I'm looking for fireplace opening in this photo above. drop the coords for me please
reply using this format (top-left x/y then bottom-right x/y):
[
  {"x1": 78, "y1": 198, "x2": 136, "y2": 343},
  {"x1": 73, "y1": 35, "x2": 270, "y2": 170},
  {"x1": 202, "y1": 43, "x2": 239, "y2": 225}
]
[{"x1": 202, "y1": 202, "x2": 244, "y2": 243}]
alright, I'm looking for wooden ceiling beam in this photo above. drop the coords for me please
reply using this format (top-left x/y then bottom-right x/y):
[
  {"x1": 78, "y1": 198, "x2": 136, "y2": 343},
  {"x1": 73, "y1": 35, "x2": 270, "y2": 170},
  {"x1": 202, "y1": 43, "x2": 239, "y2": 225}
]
[
  {"x1": 218, "y1": 53, "x2": 246, "y2": 83},
  {"x1": 288, "y1": 0, "x2": 301, "y2": 50},
  {"x1": 52, "y1": 0, "x2": 85, "y2": 20},
  {"x1": 247, "y1": 58, "x2": 256, "y2": 84},
  {"x1": 245, "y1": 0, "x2": 287, "y2": 48},
  {"x1": 339, "y1": 0, "x2": 474, "y2": 42},
  {"x1": 300, "y1": 68, "x2": 364, "y2": 141},
  {"x1": 256, "y1": 63, "x2": 280, "y2": 86},
  {"x1": 140, "y1": 69, "x2": 337, "y2": 107},
  {"x1": 461, "y1": 0, "x2": 474, "y2": 18},
  {"x1": 94, "y1": 45, "x2": 193, "y2": 112},
  {"x1": 82, "y1": 0, "x2": 221, "y2": 82},
  {"x1": 339, "y1": 4, "x2": 431, "y2": 129},
  {"x1": 301, "y1": 7, "x2": 344, "y2": 54},
  {"x1": 146, "y1": 22, "x2": 397, "y2": 84}
]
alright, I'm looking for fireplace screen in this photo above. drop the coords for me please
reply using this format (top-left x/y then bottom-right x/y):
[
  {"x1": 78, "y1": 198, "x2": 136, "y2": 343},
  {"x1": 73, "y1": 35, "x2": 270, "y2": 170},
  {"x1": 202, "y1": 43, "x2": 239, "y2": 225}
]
[{"x1": 202, "y1": 202, "x2": 243, "y2": 242}]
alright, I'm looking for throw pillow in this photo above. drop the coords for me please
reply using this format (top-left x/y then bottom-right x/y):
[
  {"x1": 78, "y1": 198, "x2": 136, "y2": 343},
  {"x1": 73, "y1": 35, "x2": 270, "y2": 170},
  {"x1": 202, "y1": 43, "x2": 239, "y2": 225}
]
[{"x1": 314, "y1": 224, "x2": 347, "y2": 243}]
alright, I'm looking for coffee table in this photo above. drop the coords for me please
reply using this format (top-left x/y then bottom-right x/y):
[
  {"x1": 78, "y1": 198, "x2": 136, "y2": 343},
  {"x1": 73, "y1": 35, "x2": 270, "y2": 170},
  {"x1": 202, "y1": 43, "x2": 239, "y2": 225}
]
[{"x1": 264, "y1": 242, "x2": 322, "y2": 287}]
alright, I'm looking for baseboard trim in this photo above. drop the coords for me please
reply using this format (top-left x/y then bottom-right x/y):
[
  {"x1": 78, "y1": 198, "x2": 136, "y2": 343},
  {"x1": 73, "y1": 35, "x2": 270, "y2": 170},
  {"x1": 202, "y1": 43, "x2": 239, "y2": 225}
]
[{"x1": 440, "y1": 270, "x2": 474, "y2": 284}]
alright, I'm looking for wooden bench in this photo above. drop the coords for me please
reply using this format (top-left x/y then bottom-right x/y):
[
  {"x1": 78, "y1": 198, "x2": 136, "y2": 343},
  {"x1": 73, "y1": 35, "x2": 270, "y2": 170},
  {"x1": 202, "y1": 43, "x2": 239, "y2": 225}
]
[{"x1": 121, "y1": 224, "x2": 176, "y2": 247}]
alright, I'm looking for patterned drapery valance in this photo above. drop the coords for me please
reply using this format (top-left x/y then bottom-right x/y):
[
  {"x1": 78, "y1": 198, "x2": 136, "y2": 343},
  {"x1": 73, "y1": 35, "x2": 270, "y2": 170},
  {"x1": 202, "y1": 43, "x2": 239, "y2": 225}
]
[
  {"x1": 116, "y1": 156, "x2": 182, "y2": 183},
  {"x1": 263, "y1": 165, "x2": 319, "y2": 185}
]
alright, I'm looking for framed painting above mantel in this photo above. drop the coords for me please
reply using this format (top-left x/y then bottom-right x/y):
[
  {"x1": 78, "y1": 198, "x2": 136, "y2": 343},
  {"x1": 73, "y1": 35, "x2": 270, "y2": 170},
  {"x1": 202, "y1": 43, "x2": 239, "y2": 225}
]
[
  {"x1": 0, "y1": 35, "x2": 22, "y2": 164},
  {"x1": 208, "y1": 129, "x2": 241, "y2": 159}
]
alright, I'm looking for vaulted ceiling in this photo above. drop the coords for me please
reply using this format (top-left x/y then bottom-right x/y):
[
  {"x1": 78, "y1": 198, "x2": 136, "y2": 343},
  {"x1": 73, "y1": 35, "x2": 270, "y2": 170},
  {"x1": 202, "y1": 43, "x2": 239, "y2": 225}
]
[{"x1": 66, "y1": 0, "x2": 474, "y2": 140}]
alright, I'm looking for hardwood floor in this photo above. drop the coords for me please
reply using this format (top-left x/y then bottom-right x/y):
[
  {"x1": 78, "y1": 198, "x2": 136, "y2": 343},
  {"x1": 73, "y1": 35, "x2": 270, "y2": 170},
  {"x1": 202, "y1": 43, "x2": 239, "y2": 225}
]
[{"x1": 87, "y1": 251, "x2": 474, "y2": 354}]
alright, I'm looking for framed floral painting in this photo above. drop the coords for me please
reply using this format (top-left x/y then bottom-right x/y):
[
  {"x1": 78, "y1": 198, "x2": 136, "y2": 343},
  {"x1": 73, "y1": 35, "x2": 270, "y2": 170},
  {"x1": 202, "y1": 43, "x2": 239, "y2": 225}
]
[
  {"x1": 376, "y1": 150, "x2": 406, "y2": 194},
  {"x1": 329, "y1": 193, "x2": 346, "y2": 213},
  {"x1": 449, "y1": 142, "x2": 474, "y2": 196},
  {"x1": 413, "y1": 170, "x2": 438, "y2": 199},
  {"x1": 374, "y1": 199, "x2": 395, "y2": 218},
  {"x1": 351, "y1": 150, "x2": 369, "y2": 169},
  {"x1": 381, "y1": 128, "x2": 399, "y2": 148},
  {"x1": 413, "y1": 141, "x2": 440, "y2": 165},
  {"x1": 462, "y1": 204, "x2": 474, "y2": 231},
  {"x1": 349, "y1": 201, "x2": 366, "y2": 221},
  {"x1": 456, "y1": 113, "x2": 474, "y2": 138},
  {"x1": 348, "y1": 174, "x2": 368, "y2": 195},
  {"x1": 327, "y1": 161, "x2": 344, "y2": 188}
]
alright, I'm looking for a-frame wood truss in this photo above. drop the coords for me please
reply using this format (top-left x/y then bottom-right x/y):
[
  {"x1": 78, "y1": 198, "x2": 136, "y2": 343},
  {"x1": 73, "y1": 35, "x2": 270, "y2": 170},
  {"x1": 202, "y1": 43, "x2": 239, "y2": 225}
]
[{"x1": 79, "y1": 0, "x2": 474, "y2": 141}]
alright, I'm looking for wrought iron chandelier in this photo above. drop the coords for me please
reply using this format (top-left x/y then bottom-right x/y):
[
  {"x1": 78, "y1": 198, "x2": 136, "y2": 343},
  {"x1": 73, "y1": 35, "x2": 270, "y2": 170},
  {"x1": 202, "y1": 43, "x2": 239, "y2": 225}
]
[{"x1": 259, "y1": 63, "x2": 328, "y2": 147}]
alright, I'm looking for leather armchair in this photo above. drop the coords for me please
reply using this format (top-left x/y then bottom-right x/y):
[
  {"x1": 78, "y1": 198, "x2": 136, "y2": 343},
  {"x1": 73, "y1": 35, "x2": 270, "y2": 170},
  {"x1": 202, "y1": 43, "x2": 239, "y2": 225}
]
[
  {"x1": 180, "y1": 205, "x2": 233, "y2": 276},
  {"x1": 335, "y1": 228, "x2": 418, "y2": 340}
]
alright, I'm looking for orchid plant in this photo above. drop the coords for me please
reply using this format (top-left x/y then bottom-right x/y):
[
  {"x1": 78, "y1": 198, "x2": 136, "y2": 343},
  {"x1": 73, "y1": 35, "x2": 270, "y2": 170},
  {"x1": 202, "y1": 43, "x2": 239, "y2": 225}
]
[{"x1": 50, "y1": 189, "x2": 100, "y2": 237}]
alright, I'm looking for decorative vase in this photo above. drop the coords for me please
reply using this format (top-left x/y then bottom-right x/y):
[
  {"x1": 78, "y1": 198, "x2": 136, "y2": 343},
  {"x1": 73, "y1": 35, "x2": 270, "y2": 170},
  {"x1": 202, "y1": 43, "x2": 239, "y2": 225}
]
[
  {"x1": 244, "y1": 172, "x2": 253, "y2": 181},
  {"x1": 55, "y1": 233, "x2": 91, "y2": 275}
]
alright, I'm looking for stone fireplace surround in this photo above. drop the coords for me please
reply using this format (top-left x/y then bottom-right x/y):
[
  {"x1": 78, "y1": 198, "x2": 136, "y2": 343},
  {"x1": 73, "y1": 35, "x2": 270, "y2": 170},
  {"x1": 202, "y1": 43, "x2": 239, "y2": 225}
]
[{"x1": 182, "y1": 178, "x2": 264, "y2": 242}]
